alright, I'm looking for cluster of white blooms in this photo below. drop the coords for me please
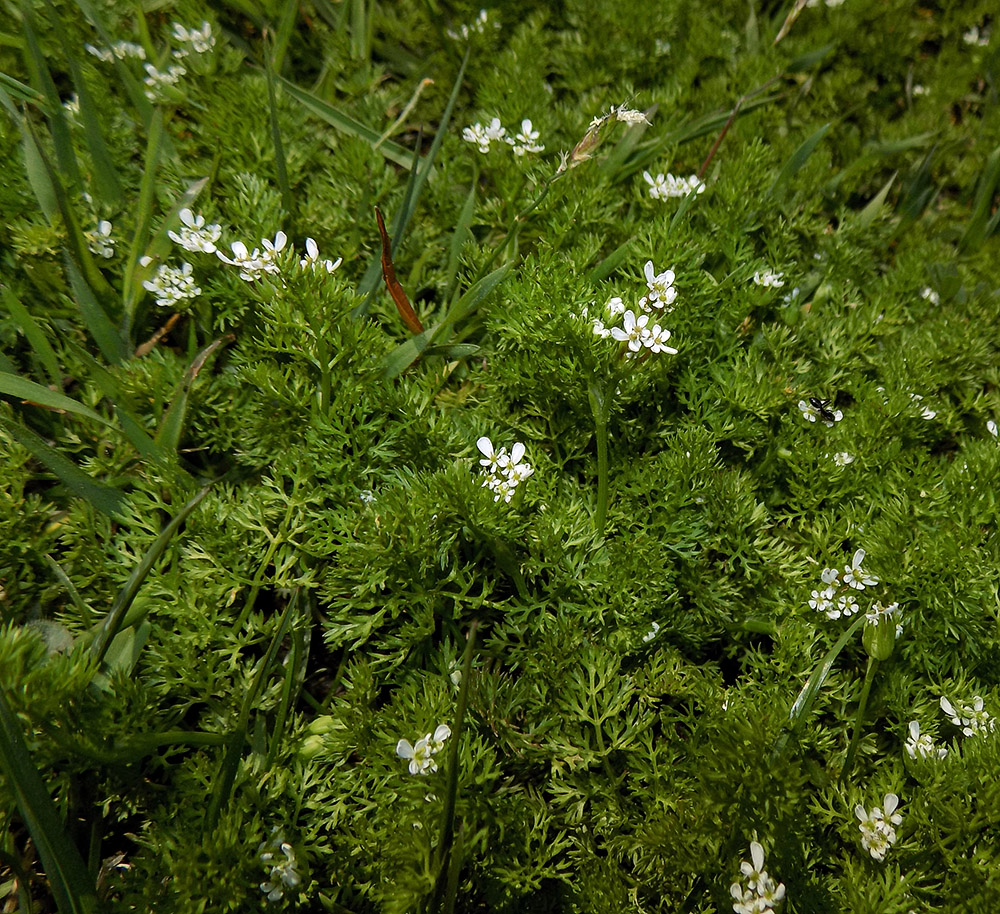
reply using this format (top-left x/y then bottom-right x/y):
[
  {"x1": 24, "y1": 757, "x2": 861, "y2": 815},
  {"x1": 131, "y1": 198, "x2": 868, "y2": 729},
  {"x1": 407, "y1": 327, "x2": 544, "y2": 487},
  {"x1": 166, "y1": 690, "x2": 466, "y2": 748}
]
[
  {"x1": 143, "y1": 62, "x2": 186, "y2": 101},
  {"x1": 920, "y1": 286, "x2": 940, "y2": 305},
  {"x1": 865, "y1": 600, "x2": 902, "y2": 636},
  {"x1": 963, "y1": 25, "x2": 990, "y2": 47},
  {"x1": 171, "y1": 21, "x2": 215, "y2": 56},
  {"x1": 798, "y1": 397, "x2": 843, "y2": 426},
  {"x1": 462, "y1": 117, "x2": 544, "y2": 156},
  {"x1": 875, "y1": 386, "x2": 937, "y2": 421},
  {"x1": 85, "y1": 220, "x2": 115, "y2": 258},
  {"x1": 258, "y1": 830, "x2": 301, "y2": 902},
  {"x1": 730, "y1": 842, "x2": 785, "y2": 914},
  {"x1": 476, "y1": 437, "x2": 534, "y2": 503},
  {"x1": 940, "y1": 695, "x2": 995, "y2": 738},
  {"x1": 753, "y1": 269, "x2": 785, "y2": 288},
  {"x1": 396, "y1": 724, "x2": 451, "y2": 775},
  {"x1": 85, "y1": 40, "x2": 146, "y2": 62},
  {"x1": 168, "y1": 208, "x2": 222, "y2": 253},
  {"x1": 141, "y1": 260, "x2": 201, "y2": 308},
  {"x1": 856, "y1": 793, "x2": 902, "y2": 861},
  {"x1": 904, "y1": 720, "x2": 948, "y2": 760},
  {"x1": 590, "y1": 261, "x2": 679, "y2": 360},
  {"x1": 216, "y1": 231, "x2": 341, "y2": 282},
  {"x1": 830, "y1": 451, "x2": 855, "y2": 467},
  {"x1": 446, "y1": 8, "x2": 498, "y2": 40},
  {"x1": 642, "y1": 170, "x2": 705, "y2": 200},
  {"x1": 808, "y1": 548, "x2": 879, "y2": 620}
]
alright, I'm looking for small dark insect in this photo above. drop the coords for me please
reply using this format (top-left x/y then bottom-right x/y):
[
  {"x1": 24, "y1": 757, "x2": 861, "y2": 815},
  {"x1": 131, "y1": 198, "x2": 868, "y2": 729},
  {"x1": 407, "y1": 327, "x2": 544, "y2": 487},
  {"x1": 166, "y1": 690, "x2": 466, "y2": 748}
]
[{"x1": 809, "y1": 397, "x2": 838, "y2": 425}]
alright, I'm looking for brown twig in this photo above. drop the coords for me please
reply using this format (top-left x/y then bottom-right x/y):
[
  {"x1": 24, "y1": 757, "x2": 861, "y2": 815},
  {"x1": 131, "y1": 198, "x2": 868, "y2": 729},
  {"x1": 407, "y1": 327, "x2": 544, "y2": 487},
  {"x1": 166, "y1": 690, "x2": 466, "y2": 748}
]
[
  {"x1": 375, "y1": 206, "x2": 424, "y2": 335},
  {"x1": 135, "y1": 312, "x2": 182, "y2": 358}
]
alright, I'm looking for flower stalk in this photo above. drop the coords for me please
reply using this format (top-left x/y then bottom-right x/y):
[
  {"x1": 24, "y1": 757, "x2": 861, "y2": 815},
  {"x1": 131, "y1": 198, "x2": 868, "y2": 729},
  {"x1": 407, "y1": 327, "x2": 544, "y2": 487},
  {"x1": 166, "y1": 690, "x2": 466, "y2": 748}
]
[{"x1": 841, "y1": 655, "x2": 878, "y2": 783}]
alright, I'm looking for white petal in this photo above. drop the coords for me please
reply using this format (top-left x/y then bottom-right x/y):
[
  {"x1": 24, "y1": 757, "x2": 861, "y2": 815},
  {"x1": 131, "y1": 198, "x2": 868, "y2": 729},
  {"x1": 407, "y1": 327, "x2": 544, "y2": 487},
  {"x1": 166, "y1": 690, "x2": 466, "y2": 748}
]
[
  {"x1": 509, "y1": 442, "x2": 525, "y2": 465},
  {"x1": 883, "y1": 793, "x2": 899, "y2": 815},
  {"x1": 476, "y1": 436, "x2": 494, "y2": 458},
  {"x1": 750, "y1": 841, "x2": 765, "y2": 871},
  {"x1": 396, "y1": 739, "x2": 414, "y2": 759},
  {"x1": 433, "y1": 724, "x2": 452, "y2": 742}
]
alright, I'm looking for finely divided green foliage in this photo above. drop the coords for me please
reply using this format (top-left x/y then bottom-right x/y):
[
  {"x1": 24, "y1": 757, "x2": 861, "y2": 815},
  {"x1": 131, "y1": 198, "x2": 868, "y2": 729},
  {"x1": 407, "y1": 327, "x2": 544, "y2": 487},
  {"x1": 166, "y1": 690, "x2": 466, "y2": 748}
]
[{"x1": 1, "y1": 0, "x2": 999, "y2": 912}]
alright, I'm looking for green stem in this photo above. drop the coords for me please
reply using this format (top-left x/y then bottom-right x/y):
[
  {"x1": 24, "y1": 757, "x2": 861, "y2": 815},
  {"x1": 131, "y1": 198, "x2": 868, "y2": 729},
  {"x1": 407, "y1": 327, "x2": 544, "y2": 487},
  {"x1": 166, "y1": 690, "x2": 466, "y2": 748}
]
[
  {"x1": 841, "y1": 655, "x2": 878, "y2": 783},
  {"x1": 589, "y1": 382, "x2": 611, "y2": 536}
]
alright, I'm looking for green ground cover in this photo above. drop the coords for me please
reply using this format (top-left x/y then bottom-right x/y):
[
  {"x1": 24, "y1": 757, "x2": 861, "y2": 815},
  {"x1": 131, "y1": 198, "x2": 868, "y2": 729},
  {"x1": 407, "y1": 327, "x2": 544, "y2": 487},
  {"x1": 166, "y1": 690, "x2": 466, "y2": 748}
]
[{"x1": 1, "y1": 0, "x2": 999, "y2": 911}]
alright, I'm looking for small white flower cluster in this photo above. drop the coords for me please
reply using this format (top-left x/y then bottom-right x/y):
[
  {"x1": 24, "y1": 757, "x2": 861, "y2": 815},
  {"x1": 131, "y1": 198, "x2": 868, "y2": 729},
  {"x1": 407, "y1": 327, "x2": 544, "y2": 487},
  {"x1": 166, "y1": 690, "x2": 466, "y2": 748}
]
[
  {"x1": 920, "y1": 286, "x2": 940, "y2": 305},
  {"x1": 730, "y1": 842, "x2": 785, "y2": 914},
  {"x1": 476, "y1": 437, "x2": 534, "y2": 503},
  {"x1": 85, "y1": 220, "x2": 115, "y2": 258},
  {"x1": 904, "y1": 720, "x2": 948, "y2": 760},
  {"x1": 216, "y1": 231, "x2": 341, "y2": 282},
  {"x1": 141, "y1": 261, "x2": 201, "y2": 309},
  {"x1": 590, "y1": 260, "x2": 678, "y2": 360},
  {"x1": 808, "y1": 548, "x2": 879, "y2": 620},
  {"x1": 830, "y1": 451, "x2": 854, "y2": 467},
  {"x1": 462, "y1": 117, "x2": 544, "y2": 156},
  {"x1": 258, "y1": 829, "x2": 301, "y2": 902},
  {"x1": 85, "y1": 40, "x2": 146, "y2": 62},
  {"x1": 171, "y1": 21, "x2": 215, "y2": 56},
  {"x1": 753, "y1": 269, "x2": 785, "y2": 288},
  {"x1": 865, "y1": 600, "x2": 902, "y2": 636},
  {"x1": 642, "y1": 621, "x2": 660, "y2": 643},
  {"x1": 446, "y1": 8, "x2": 498, "y2": 40},
  {"x1": 855, "y1": 793, "x2": 902, "y2": 861},
  {"x1": 143, "y1": 62, "x2": 186, "y2": 101},
  {"x1": 168, "y1": 208, "x2": 222, "y2": 254},
  {"x1": 396, "y1": 724, "x2": 451, "y2": 775},
  {"x1": 798, "y1": 398, "x2": 843, "y2": 426},
  {"x1": 940, "y1": 695, "x2": 995, "y2": 738},
  {"x1": 642, "y1": 170, "x2": 705, "y2": 200},
  {"x1": 963, "y1": 25, "x2": 990, "y2": 47},
  {"x1": 594, "y1": 104, "x2": 651, "y2": 128}
]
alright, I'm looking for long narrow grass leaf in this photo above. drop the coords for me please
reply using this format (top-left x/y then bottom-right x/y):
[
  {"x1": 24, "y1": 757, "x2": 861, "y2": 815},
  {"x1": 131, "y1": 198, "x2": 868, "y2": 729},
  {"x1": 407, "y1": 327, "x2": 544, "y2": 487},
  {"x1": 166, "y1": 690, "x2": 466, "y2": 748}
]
[
  {"x1": 0, "y1": 691, "x2": 98, "y2": 914},
  {"x1": 43, "y1": 553, "x2": 94, "y2": 625},
  {"x1": 0, "y1": 71, "x2": 42, "y2": 105},
  {"x1": 90, "y1": 484, "x2": 211, "y2": 663},
  {"x1": 65, "y1": 260, "x2": 123, "y2": 364},
  {"x1": 154, "y1": 336, "x2": 230, "y2": 455},
  {"x1": 852, "y1": 172, "x2": 896, "y2": 231},
  {"x1": 278, "y1": 76, "x2": 416, "y2": 169},
  {"x1": 382, "y1": 326, "x2": 435, "y2": 379},
  {"x1": 444, "y1": 180, "x2": 476, "y2": 302},
  {"x1": 271, "y1": 0, "x2": 300, "y2": 72},
  {"x1": 767, "y1": 122, "x2": 830, "y2": 203},
  {"x1": 2, "y1": 285, "x2": 62, "y2": 386},
  {"x1": 435, "y1": 263, "x2": 510, "y2": 336},
  {"x1": 0, "y1": 372, "x2": 108, "y2": 425},
  {"x1": 264, "y1": 40, "x2": 294, "y2": 226},
  {"x1": 1, "y1": 417, "x2": 126, "y2": 518},
  {"x1": 959, "y1": 146, "x2": 1000, "y2": 253}
]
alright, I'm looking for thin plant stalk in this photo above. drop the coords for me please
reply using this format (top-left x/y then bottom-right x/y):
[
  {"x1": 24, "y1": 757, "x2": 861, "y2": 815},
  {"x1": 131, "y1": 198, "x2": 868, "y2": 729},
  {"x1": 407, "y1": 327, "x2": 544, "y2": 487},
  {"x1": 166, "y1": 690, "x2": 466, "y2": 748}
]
[
  {"x1": 589, "y1": 382, "x2": 611, "y2": 536},
  {"x1": 841, "y1": 655, "x2": 878, "y2": 782}
]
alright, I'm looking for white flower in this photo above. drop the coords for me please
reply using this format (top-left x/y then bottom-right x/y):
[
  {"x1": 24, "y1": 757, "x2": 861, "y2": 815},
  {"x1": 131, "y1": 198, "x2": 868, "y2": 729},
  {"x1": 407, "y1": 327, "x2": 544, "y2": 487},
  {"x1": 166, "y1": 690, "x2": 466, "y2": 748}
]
[
  {"x1": 611, "y1": 310, "x2": 648, "y2": 352},
  {"x1": 462, "y1": 122, "x2": 491, "y2": 153},
  {"x1": 643, "y1": 171, "x2": 705, "y2": 199},
  {"x1": 832, "y1": 452, "x2": 855, "y2": 467},
  {"x1": 808, "y1": 585, "x2": 836, "y2": 616},
  {"x1": 920, "y1": 286, "x2": 940, "y2": 305},
  {"x1": 142, "y1": 261, "x2": 201, "y2": 308},
  {"x1": 258, "y1": 830, "x2": 300, "y2": 903},
  {"x1": 644, "y1": 324, "x2": 677, "y2": 354},
  {"x1": 856, "y1": 794, "x2": 902, "y2": 861},
  {"x1": 591, "y1": 317, "x2": 610, "y2": 338},
  {"x1": 963, "y1": 25, "x2": 990, "y2": 47},
  {"x1": 260, "y1": 231, "x2": 288, "y2": 272},
  {"x1": 987, "y1": 419, "x2": 997, "y2": 438},
  {"x1": 642, "y1": 621, "x2": 660, "y2": 643},
  {"x1": 87, "y1": 41, "x2": 146, "y2": 62},
  {"x1": 730, "y1": 841, "x2": 785, "y2": 914},
  {"x1": 217, "y1": 240, "x2": 266, "y2": 281},
  {"x1": 477, "y1": 436, "x2": 506, "y2": 475},
  {"x1": 940, "y1": 695, "x2": 995, "y2": 737},
  {"x1": 299, "y1": 237, "x2": 343, "y2": 273},
  {"x1": 834, "y1": 591, "x2": 859, "y2": 619},
  {"x1": 821, "y1": 567, "x2": 839, "y2": 585},
  {"x1": 843, "y1": 548, "x2": 878, "y2": 590},
  {"x1": 167, "y1": 208, "x2": 222, "y2": 253},
  {"x1": 506, "y1": 119, "x2": 544, "y2": 156},
  {"x1": 171, "y1": 20, "x2": 215, "y2": 56},
  {"x1": 613, "y1": 105, "x2": 650, "y2": 125},
  {"x1": 143, "y1": 63, "x2": 186, "y2": 100},
  {"x1": 909, "y1": 393, "x2": 936, "y2": 420},
  {"x1": 477, "y1": 436, "x2": 532, "y2": 502},
  {"x1": 799, "y1": 398, "x2": 842, "y2": 426},
  {"x1": 607, "y1": 296, "x2": 626, "y2": 316},
  {"x1": 446, "y1": 9, "x2": 493, "y2": 40},
  {"x1": 866, "y1": 601, "x2": 902, "y2": 637},
  {"x1": 753, "y1": 269, "x2": 785, "y2": 288},
  {"x1": 643, "y1": 261, "x2": 677, "y2": 308},
  {"x1": 396, "y1": 723, "x2": 451, "y2": 775},
  {"x1": 85, "y1": 220, "x2": 115, "y2": 258},
  {"x1": 905, "y1": 720, "x2": 947, "y2": 760}
]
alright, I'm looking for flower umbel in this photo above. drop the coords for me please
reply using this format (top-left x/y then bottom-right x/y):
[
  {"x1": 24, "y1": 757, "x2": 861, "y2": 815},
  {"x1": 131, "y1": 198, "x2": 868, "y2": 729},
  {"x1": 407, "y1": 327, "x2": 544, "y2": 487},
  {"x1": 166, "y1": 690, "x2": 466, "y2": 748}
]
[
  {"x1": 730, "y1": 841, "x2": 785, "y2": 914},
  {"x1": 856, "y1": 793, "x2": 902, "y2": 861},
  {"x1": 396, "y1": 724, "x2": 452, "y2": 775},
  {"x1": 905, "y1": 720, "x2": 947, "y2": 760},
  {"x1": 258, "y1": 829, "x2": 301, "y2": 902},
  {"x1": 168, "y1": 208, "x2": 221, "y2": 254},
  {"x1": 477, "y1": 437, "x2": 534, "y2": 503}
]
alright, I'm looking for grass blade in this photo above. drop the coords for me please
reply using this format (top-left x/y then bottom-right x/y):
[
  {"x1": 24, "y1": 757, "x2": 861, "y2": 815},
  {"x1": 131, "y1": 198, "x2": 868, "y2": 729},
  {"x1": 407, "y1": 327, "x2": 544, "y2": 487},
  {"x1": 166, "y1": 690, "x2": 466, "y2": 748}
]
[
  {"x1": 852, "y1": 172, "x2": 896, "y2": 231},
  {"x1": 0, "y1": 417, "x2": 126, "y2": 518},
  {"x1": 444, "y1": 179, "x2": 476, "y2": 303},
  {"x1": 154, "y1": 336, "x2": 231, "y2": 456},
  {"x1": 0, "y1": 691, "x2": 98, "y2": 914},
  {"x1": 89, "y1": 484, "x2": 211, "y2": 663},
  {"x1": 0, "y1": 372, "x2": 108, "y2": 425},
  {"x1": 2, "y1": 285, "x2": 62, "y2": 387},
  {"x1": 767, "y1": 122, "x2": 830, "y2": 203},
  {"x1": 382, "y1": 326, "x2": 435, "y2": 379},
  {"x1": 278, "y1": 75, "x2": 416, "y2": 169},
  {"x1": 264, "y1": 36, "x2": 294, "y2": 227},
  {"x1": 435, "y1": 263, "x2": 510, "y2": 336},
  {"x1": 959, "y1": 146, "x2": 1000, "y2": 253},
  {"x1": 65, "y1": 260, "x2": 123, "y2": 365}
]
